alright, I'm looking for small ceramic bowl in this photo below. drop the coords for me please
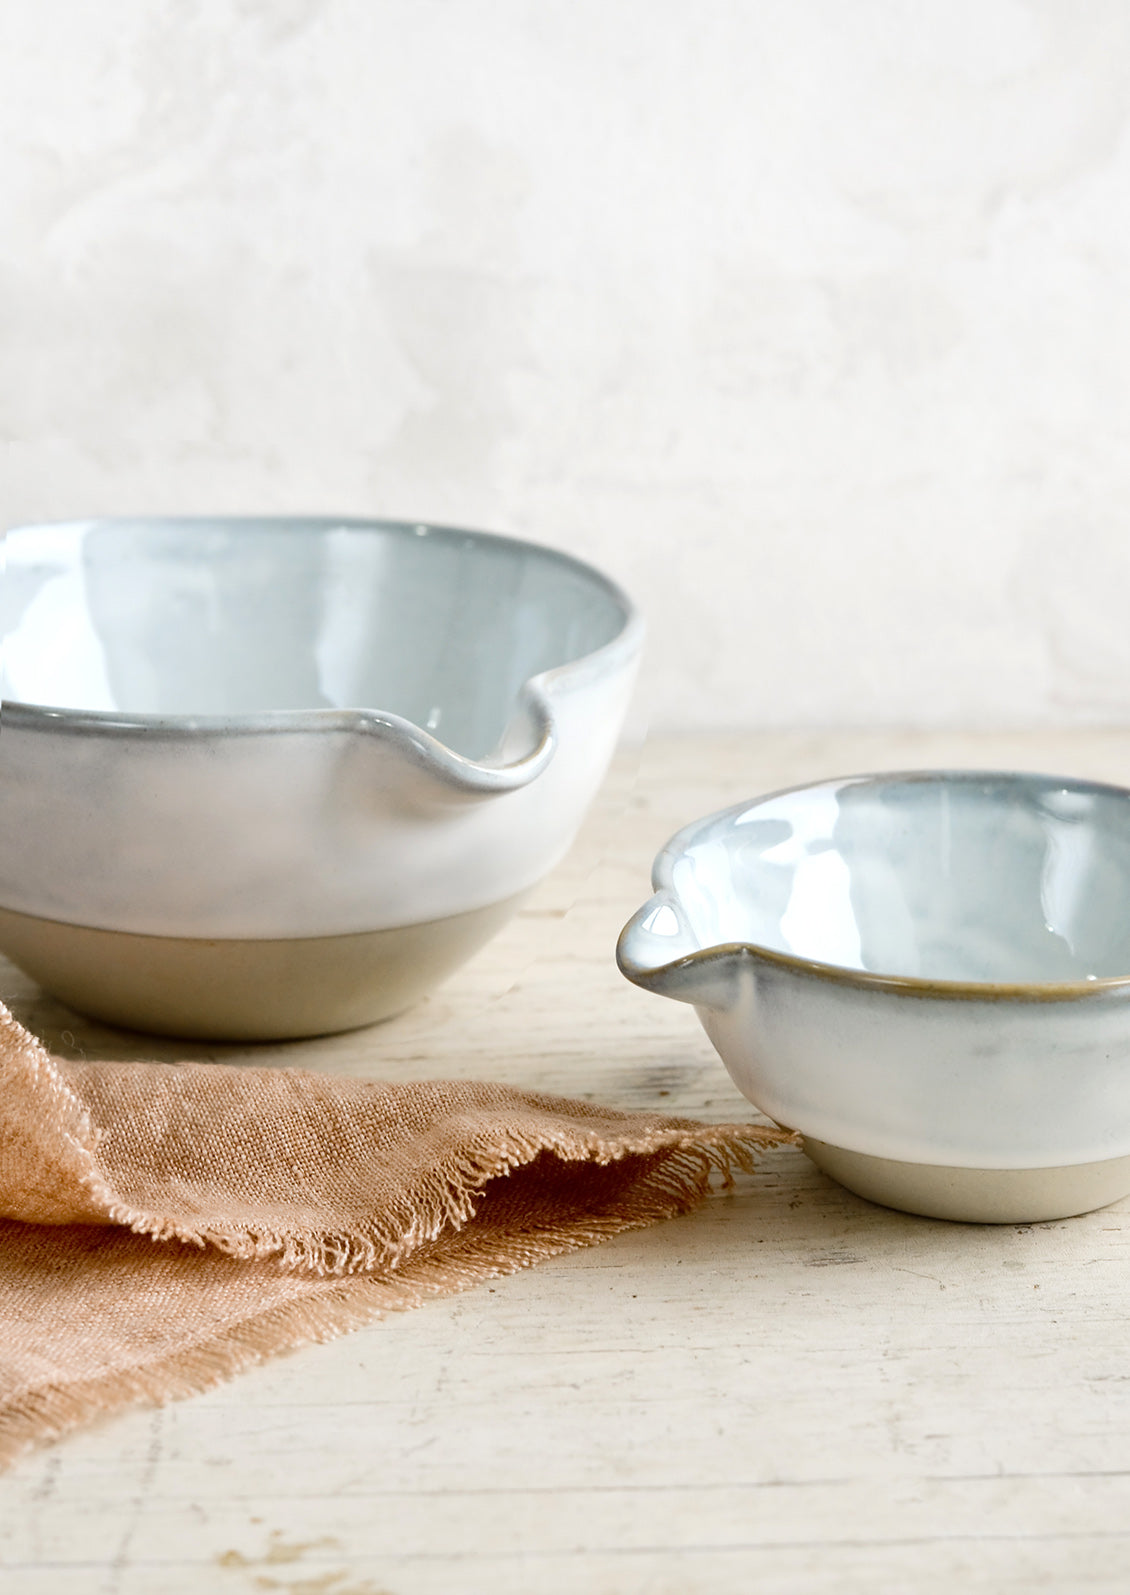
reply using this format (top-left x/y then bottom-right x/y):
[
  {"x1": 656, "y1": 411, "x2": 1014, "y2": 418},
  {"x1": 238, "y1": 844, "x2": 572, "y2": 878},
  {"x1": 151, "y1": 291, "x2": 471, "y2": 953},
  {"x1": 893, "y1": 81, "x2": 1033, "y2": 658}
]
[
  {"x1": 618, "y1": 770, "x2": 1130, "y2": 1223},
  {"x1": 0, "y1": 516, "x2": 642, "y2": 1040}
]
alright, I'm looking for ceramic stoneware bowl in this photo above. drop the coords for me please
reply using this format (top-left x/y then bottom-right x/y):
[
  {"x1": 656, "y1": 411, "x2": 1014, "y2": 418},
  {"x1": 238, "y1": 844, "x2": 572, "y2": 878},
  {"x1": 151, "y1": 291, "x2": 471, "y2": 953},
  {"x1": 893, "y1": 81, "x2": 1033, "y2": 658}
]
[
  {"x1": 618, "y1": 770, "x2": 1130, "y2": 1224},
  {"x1": 0, "y1": 516, "x2": 642, "y2": 1040}
]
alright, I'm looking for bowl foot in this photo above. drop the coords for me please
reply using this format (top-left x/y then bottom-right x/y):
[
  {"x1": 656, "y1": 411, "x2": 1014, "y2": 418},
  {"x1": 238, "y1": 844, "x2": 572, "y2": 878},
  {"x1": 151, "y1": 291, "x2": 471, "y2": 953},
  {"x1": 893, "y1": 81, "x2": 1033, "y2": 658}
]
[
  {"x1": 803, "y1": 1137, "x2": 1130, "y2": 1223},
  {"x1": 0, "y1": 896, "x2": 524, "y2": 1042}
]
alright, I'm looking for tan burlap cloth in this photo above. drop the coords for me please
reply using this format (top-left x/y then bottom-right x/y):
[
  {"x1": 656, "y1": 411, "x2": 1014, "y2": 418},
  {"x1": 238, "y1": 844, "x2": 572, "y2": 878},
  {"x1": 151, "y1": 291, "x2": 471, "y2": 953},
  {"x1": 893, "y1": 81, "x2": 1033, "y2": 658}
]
[{"x1": 0, "y1": 1000, "x2": 790, "y2": 1469}]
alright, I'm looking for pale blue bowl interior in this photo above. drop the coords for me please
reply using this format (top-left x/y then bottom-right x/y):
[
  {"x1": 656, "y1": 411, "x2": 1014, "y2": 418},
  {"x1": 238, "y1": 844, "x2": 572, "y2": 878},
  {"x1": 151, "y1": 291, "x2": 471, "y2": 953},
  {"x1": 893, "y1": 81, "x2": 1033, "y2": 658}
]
[
  {"x1": 1, "y1": 517, "x2": 631, "y2": 761},
  {"x1": 665, "y1": 773, "x2": 1130, "y2": 985}
]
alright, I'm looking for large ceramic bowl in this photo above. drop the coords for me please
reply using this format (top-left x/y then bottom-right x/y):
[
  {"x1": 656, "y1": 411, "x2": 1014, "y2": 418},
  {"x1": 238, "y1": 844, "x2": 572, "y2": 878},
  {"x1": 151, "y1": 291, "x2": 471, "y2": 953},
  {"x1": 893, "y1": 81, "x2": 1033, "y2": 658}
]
[
  {"x1": 0, "y1": 516, "x2": 642, "y2": 1040},
  {"x1": 618, "y1": 770, "x2": 1130, "y2": 1223}
]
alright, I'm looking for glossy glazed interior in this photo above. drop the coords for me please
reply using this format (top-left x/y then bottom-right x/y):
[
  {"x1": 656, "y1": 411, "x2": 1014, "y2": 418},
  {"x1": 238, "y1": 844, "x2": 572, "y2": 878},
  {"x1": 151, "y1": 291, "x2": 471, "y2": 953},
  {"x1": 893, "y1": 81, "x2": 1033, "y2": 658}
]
[
  {"x1": 659, "y1": 772, "x2": 1130, "y2": 985},
  {"x1": 1, "y1": 518, "x2": 631, "y2": 761}
]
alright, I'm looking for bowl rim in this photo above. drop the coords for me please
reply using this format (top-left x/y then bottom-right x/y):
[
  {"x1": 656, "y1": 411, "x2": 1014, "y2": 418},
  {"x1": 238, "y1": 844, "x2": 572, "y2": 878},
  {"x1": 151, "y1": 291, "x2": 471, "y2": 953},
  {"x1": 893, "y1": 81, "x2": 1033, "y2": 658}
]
[
  {"x1": 1, "y1": 516, "x2": 644, "y2": 793},
  {"x1": 618, "y1": 767, "x2": 1130, "y2": 1003}
]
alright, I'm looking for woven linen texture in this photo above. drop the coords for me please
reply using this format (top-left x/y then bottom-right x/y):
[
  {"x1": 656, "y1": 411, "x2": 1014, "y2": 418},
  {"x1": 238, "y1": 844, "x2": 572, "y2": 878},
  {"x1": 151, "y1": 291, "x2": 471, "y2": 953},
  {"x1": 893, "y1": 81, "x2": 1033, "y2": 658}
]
[{"x1": 0, "y1": 1001, "x2": 790, "y2": 1468}]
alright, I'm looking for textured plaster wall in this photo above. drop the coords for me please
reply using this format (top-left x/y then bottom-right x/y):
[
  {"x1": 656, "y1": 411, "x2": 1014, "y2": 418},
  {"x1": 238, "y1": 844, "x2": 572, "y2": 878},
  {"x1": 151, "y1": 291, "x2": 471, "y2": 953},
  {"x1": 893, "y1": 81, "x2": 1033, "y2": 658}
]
[{"x1": 3, "y1": 1, "x2": 1130, "y2": 731}]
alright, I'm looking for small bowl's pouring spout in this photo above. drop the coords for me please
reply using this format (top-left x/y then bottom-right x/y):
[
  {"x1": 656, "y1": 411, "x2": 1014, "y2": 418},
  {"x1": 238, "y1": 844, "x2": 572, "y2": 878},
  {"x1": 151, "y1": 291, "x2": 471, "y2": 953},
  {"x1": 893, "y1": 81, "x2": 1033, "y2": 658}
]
[{"x1": 616, "y1": 893, "x2": 747, "y2": 1011}]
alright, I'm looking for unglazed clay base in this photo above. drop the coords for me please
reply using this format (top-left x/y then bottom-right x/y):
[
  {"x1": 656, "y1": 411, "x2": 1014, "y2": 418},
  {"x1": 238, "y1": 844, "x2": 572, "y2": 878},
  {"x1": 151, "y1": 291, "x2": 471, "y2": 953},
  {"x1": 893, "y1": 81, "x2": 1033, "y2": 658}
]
[
  {"x1": 0, "y1": 897, "x2": 524, "y2": 1042},
  {"x1": 804, "y1": 1137, "x2": 1130, "y2": 1224}
]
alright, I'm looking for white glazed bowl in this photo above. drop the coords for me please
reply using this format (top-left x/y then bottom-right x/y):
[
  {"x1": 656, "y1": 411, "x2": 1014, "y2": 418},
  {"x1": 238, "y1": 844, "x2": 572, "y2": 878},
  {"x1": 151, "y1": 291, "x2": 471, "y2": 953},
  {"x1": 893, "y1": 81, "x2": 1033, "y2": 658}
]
[
  {"x1": 0, "y1": 516, "x2": 642, "y2": 1039},
  {"x1": 618, "y1": 770, "x2": 1130, "y2": 1223}
]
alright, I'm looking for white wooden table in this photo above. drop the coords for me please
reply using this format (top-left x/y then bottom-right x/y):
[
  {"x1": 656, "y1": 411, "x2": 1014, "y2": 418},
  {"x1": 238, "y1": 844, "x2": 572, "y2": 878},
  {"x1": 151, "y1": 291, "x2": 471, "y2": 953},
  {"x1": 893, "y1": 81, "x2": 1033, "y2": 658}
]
[{"x1": 4, "y1": 730, "x2": 1130, "y2": 1595}]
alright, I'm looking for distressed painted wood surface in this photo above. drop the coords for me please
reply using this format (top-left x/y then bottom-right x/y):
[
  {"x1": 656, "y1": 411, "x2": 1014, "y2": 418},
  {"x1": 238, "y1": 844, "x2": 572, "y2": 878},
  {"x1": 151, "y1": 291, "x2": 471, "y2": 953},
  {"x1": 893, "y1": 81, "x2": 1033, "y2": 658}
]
[{"x1": 4, "y1": 730, "x2": 1130, "y2": 1595}]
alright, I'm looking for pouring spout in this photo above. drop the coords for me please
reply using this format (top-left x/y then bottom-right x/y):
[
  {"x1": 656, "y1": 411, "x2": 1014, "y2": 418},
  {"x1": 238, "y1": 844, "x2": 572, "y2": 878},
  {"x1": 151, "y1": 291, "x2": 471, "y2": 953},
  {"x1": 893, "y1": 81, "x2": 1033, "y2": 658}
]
[
  {"x1": 351, "y1": 681, "x2": 556, "y2": 800},
  {"x1": 616, "y1": 893, "x2": 746, "y2": 1010}
]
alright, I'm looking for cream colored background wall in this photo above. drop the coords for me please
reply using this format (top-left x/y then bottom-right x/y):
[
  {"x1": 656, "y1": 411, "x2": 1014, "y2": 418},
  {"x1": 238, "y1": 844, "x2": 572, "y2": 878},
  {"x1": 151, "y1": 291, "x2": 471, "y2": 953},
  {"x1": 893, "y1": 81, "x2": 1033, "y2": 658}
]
[{"x1": 2, "y1": 1, "x2": 1130, "y2": 731}]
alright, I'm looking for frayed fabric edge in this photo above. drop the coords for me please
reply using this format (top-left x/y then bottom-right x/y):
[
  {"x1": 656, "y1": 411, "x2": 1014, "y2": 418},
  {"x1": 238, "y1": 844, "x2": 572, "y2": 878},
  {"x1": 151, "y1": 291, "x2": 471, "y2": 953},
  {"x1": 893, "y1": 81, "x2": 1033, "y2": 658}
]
[
  {"x1": 106, "y1": 1121, "x2": 797, "y2": 1276},
  {"x1": 0, "y1": 1128, "x2": 797, "y2": 1473}
]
